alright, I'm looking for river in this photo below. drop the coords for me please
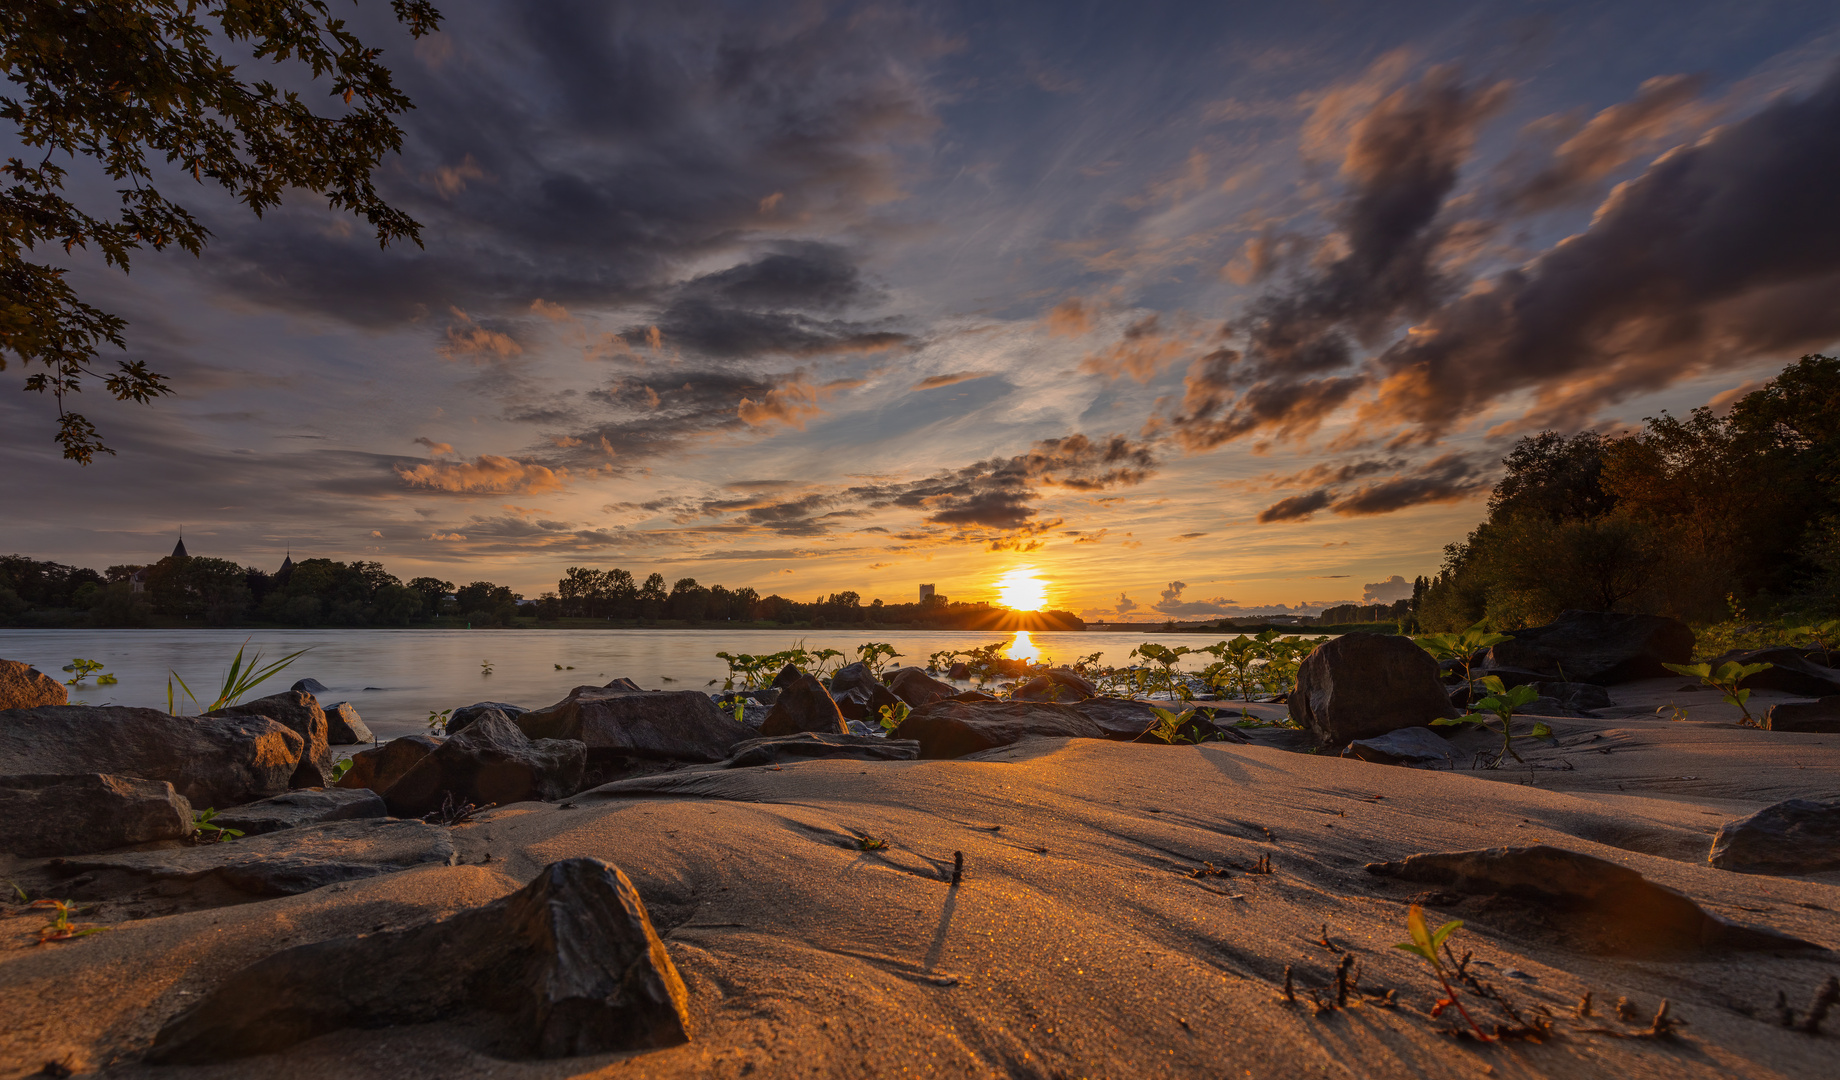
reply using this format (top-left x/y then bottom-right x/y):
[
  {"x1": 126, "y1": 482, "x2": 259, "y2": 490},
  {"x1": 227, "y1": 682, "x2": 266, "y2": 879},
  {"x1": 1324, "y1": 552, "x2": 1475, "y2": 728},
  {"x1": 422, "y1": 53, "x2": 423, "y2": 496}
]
[{"x1": 0, "y1": 627, "x2": 1255, "y2": 742}]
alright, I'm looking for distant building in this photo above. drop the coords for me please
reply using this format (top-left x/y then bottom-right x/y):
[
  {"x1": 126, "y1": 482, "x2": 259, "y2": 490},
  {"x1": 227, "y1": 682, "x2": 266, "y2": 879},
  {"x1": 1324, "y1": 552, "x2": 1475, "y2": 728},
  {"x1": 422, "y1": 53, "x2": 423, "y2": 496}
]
[
  {"x1": 171, "y1": 535, "x2": 188, "y2": 559},
  {"x1": 919, "y1": 583, "x2": 935, "y2": 604},
  {"x1": 275, "y1": 552, "x2": 294, "y2": 584},
  {"x1": 131, "y1": 534, "x2": 189, "y2": 593}
]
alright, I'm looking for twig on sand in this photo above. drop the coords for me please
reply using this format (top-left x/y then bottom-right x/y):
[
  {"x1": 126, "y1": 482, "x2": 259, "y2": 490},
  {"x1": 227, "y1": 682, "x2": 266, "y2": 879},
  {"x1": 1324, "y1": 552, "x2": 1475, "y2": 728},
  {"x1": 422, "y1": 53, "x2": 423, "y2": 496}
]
[
  {"x1": 951, "y1": 850, "x2": 964, "y2": 885},
  {"x1": 1579, "y1": 999, "x2": 1681, "y2": 1040}
]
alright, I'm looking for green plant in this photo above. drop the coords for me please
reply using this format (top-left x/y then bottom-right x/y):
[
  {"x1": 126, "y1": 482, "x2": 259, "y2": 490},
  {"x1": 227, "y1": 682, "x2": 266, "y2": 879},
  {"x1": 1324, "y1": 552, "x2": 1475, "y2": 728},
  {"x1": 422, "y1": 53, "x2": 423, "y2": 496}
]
[
  {"x1": 1432, "y1": 675, "x2": 1551, "y2": 767},
  {"x1": 480, "y1": 659, "x2": 493, "y2": 676},
  {"x1": 854, "y1": 642, "x2": 902, "y2": 678},
  {"x1": 426, "y1": 707, "x2": 453, "y2": 733},
  {"x1": 1129, "y1": 643, "x2": 1193, "y2": 701},
  {"x1": 1787, "y1": 619, "x2": 1840, "y2": 666},
  {"x1": 1415, "y1": 622, "x2": 1511, "y2": 707},
  {"x1": 855, "y1": 833, "x2": 887, "y2": 851},
  {"x1": 5, "y1": 878, "x2": 27, "y2": 904},
  {"x1": 61, "y1": 658, "x2": 111, "y2": 686},
  {"x1": 1142, "y1": 706, "x2": 1198, "y2": 744},
  {"x1": 32, "y1": 898, "x2": 109, "y2": 944},
  {"x1": 731, "y1": 698, "x2": 746, "y2": 724},
  {"x1": 1394, "y1": 904, "x2": 1491, "y2": 1041},
  {"x1": 167, "y1": 639, "x2": 310, "y2": 714},
  {"x1": 877, "y1": 700, "x2": 910, "y2": 734},
  {"x1": 327, "y1": 758, "x2": 354, "y2": 784},
  {"x1": 192, "y1": 808, "x2": 243, "y2": 843},
  {"x1": 1662, "y1": 660, "x2": 1774, "y2": 725}
]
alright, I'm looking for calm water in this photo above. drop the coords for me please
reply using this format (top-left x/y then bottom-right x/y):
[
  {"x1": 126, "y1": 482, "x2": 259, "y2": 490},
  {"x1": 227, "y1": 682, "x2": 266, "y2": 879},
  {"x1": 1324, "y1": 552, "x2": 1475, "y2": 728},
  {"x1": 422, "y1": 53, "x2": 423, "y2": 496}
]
[{"x1": 0, "y1": 627, "x2": 1239, "y2": 742}]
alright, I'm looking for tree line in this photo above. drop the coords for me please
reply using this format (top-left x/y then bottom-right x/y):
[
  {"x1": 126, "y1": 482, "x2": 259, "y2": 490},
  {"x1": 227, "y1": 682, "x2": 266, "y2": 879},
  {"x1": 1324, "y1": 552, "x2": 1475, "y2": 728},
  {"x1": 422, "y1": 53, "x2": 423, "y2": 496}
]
[{"x1": 1415, "y1": 354, "x2": 1840, "y2": 630}]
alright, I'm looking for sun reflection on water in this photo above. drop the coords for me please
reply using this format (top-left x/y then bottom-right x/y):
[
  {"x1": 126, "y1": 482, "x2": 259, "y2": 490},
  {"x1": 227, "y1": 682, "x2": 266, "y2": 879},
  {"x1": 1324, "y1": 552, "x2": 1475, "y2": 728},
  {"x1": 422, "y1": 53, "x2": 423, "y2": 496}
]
[{"x1": 1006, "y1": 629, "x2": 1043, "y2": 665}]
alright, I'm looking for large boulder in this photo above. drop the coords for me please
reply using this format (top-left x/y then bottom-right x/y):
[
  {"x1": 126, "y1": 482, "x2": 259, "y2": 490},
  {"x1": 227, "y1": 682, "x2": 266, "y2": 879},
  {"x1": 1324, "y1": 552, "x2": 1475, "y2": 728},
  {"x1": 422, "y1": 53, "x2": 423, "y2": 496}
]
[
  {"x1": 1709, "y1": 799, "x2": 1840, "y2": 876},
  {"x1": 447, "y1": 700, "x2": 528, "y2": 735},
  {"x1": 212, "y1": 788, "x2": 387, "y2": 837},
  {"x1": 1012, "y1": 668, "x2": 1097, "y2": 702},
  {"x1": 770, "y1": 663, "x2": 803, "y2": 689},
  {"x1": 1709, "y1": 647, "x2": 1840, "y2": 697},
  {"x1": 827, "y1": 662, "x2": 904, "y2": 723},
  {"x1": 1485, "y1": 610, "x2": 1694, "y2": 684},
  {"x1": 289, "y1": 678, "x2": 330, "y2": 695},
  {"x1": 0, "y1": 774, "x2": 193, "y2": 857},
  {"x1": 1072, "y1": 696, "x2": 1162, "y2": 740},
  {"x1": 519, "y1": 684, "x2": 748, "y2": 763},
  {"x1": 1533, "y1": 681, "x2": 1614, "y2": 712},
  {"x1": 147, "y1": 858, "x2": 690, "y2": 1063},
  {"x1": 336, "y1": 735, "x2": 442, "y2": 795},
  {"x1": 757, "y1": 673, "x2": 847, "y2": 737},
  {"x1": 891, "y1": 700, "x2": 1103, "y2": 759},
  {"x1": 0, "y1": 659, "x2": 67, "y2": 710},
  {"x1": 384, "y1": 711, "x2": 585, "y2": 818},
  {"x1": 0, "y1": 706, "x2": 301, "y2": 809},
  {"x1": 886, "y1": 666, "x2": 958, "y2": 708},
  {"x1": 722, "y1": 732, "x2": 921, "y2": 768},
  {"x1": 1290, "y1": 634, "x2": 1460, "y2": 747},
  {"x1": 208, "y1": 691, "x2": 333, "y2": 788},
  {"x1": 1767, "y1": 696, "x2": 1840, "y2": 733},
  {"x1": 321, "y1": 701, "x2": 374, "y2": 745}
]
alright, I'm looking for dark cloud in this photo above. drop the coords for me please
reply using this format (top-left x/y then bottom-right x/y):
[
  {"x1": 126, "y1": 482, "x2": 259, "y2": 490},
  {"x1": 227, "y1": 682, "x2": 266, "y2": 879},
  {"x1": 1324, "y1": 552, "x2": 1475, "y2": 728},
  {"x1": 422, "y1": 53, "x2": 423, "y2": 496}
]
[
  {"x1": 1257, "y1": 452, "x2": 1490, "y2": 522},
  {"x1": 912, "y1": 370, "x2": 996, "y2": 390},
  {"x1": 1363, "y1": 574, "x2": 1413, "y2": 602},
  {"x1": 1152, "y1": 580, "x2": 1239, "y2": 617},
  {"x1": 1498, "y1": 74, "x2": 1705, "y2": 213},
  {"x1": 1256, "y1": 489, "x2": 1334, "y2": 523}
]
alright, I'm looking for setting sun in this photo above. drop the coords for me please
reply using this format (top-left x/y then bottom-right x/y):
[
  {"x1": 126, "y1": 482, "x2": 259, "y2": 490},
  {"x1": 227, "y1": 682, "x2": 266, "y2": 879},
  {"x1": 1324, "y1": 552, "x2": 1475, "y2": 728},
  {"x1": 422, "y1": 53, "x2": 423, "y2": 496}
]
[{"x1": 995, "y1": 567, "x2": 1049, "y2": 611}]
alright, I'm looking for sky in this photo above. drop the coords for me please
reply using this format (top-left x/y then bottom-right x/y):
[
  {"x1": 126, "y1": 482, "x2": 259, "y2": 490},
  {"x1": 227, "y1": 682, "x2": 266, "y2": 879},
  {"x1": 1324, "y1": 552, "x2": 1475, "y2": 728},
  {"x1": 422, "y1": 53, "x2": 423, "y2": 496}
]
[{"x1": 4, "y1": 0, "x2": 1840, "y2": 619}]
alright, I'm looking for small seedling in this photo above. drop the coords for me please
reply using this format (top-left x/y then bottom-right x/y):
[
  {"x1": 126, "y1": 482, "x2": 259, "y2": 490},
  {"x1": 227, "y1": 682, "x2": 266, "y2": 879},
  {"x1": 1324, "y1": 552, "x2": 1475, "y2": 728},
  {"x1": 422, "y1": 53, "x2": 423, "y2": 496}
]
[
  {"x1": 1432, "y1": 675, "x2": 1550, "y2": 768},
  {"x1": 193, "y1": 808, "x2": 243, "y2": 843},
  {"x1": 1394, "y1": 904, "x2": 1492, "y2": 1041},
  {"x1": 425, "y1": 791, "x2": 493, "y2": 826},
  {"x1": 480, "y1": 659, "x2": 493, "y2": 676},
  {"x1": 1415, "y1": 622, "x2": 1511, "y2": 706},
  {"x1": 5, "y1": 878, "x2": 28, "y2": 904},
  {"x1": 32, "y1": 899, "x2": 109, "y2": 944},
  {"x1": 1141, "y1": 706, "x2": 1200, "y2": 744},
  {"x1": 328, "y1": 758, "x2": 354, "y2": 784},
  {"x1": 426, "y1": 707, "x2": 453, "y2": 733},
  {"x1": 1662, "y1": 660, "x2": 1773, "y2": 725},
  {"x1": 732, "y1": 699, "x2": 747, "y2": 724},
  {"x1": 61, "y1": 658, "x2": 115, "y2": 686},
  {"x1": 855, "y1": 834, "x2": 887, "y2": 851},
  {"x1": 878, "y1": 700, "x2": 910, "y2": 734}
]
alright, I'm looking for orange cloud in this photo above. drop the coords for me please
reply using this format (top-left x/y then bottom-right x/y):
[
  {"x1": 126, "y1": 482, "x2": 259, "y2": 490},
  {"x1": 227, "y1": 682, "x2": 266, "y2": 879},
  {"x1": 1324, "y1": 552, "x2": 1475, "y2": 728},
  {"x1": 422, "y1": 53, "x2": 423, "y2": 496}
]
[
  {"x1": 424, "y1": 154, "x2": 486, "y2": 198},
  {"x1": 396, "y1": 455, "x2": 569, "y2": 494},
  {"x1": 439, "y1": 308, "x2": 522, "y2": 361},
  {"x1": 1045, "y1": 298, "x2": 1093, "y2": 336},
  {"x1": 413, "y1": 436, "x2": 455, "y2": 456},
  {"x1": 912, "y1": 371, "x2": 994, "y2": 390}
]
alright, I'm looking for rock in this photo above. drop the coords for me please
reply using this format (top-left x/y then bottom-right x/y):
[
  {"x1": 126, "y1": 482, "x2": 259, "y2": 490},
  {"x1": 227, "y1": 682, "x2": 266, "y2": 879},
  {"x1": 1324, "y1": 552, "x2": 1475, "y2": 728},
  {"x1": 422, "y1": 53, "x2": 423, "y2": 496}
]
[
  {"x1": 758, "y1": 673, "x2": 848, "y2": 737},
  {"x1": 1365, "y1": 845, "x2": 1820, "y2": 956},
  {"x1": 891, "y1": 700, "x2": 1104, "y2": 759},
  {"x1": 827, "y1": 662, "x2": 905, "y2": 722},
  {"x1": 1343, "y1": 727, "x2": 1457, "y2": 767},
  {"x1": 1709, "y1": 799, "x2": 1840, "y2": 876},
  {"x1": 604, "y1": 677, "x2": 644, "y2": 692},
  {"x1": 321, "y1": 701, "x2": 374, "y2": 744},
  {"x1": 384, "y1": 711, "x2": 586, "y2": 818},
  {"x1": 1290, "y1": 634, "x2": 1459, "y2": 747},
  {"x1": 1767, "y1": 696, "x2": 1840, "y2": 733},
  {"x1": 722, "y1": 732, "x2": 921, "y2": 768},
  {"x1": 1709, "y1": 647, "x2": 1840, "y2": 696},
  {"x1": 0, "y1": 774, "x2": 193, "y2": 857},
  {"x1": 770, "y1": 663, "x2": 803, "y2": 690},
  {"x1": 886, "y1": 666, "x2": 958, "y2": 708},
  {"x1": 946, "y1": 662, "x2": 970, "y2": 680},
  {"x1": 211, "y1": 788, "x2": 387, "y2": 837},
  {"x1": 1012, "y1": 668, "x2": 1097, "y2": 702},
  {"x1": 447, "y1": 701, "x2": 528, "y2": 735},
  {"x1": 289, "y1": 678, "x2": 330, "y2": 695},
  {"x1": 336, "y1": 735, "x2": 442, "y2": 795},
  {"x1": 829, "y1": 661, "x2": 879, "y2": 698},
  {"x1": 208, "y1": 691, "x2": 333, "y2": 788},
  {"x1": 57, "y1": 818, "x2": 456, "y2": 897},
  {"x1": 1073, "y1": 696, "x2": 1164, "y2": 740},
  {"x1": 1533, "y1": 681, "x2": 1614, "y2": 712},
  {"x1": 1486, "y1": 610, "x2": 1694, "y2": 685},
  {"x1": 845, "y1": 719, "x2": 880, "y2": 737},
  {"x1": 518, "y1": 686, "x2": 747, "y2": 763},
  {"x1": 147, "y1": 857, "x2": 689, "y2": 1063},
  {"x1": 0, "y1": 659, "x2": 67, "y2": 710},
  {"x1": 0, "y1": 706, "x2": 302, "y2": 809}
]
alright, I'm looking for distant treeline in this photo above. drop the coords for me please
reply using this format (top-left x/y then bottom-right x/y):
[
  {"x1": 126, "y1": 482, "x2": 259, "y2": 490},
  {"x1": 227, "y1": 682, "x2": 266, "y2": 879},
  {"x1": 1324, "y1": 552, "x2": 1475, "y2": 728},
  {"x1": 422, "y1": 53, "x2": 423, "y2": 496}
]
[
  {"x1": 1417, "y1": 354, "x2": 1840, "y2": 630},
  {"x1": 0, "y1": 554, "x2": 1083, "y2": 631}
]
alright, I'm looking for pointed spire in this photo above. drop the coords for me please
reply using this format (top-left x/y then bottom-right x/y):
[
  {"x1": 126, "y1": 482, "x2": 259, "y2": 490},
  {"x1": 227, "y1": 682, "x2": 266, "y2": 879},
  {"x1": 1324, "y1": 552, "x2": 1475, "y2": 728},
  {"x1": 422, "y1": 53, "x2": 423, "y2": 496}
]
[
  {"x1": 172, "y1": 532, "x2": 189, "y2": 559},
  {"x1": 277, "y1": 549, "x2": 294, "y2": 580}
]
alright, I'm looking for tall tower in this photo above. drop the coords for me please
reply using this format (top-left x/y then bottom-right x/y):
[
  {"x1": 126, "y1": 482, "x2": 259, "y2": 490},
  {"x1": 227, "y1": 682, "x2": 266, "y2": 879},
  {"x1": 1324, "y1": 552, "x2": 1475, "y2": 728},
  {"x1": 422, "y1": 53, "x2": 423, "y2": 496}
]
[
  {"x1": 919, "y1": 583, "x2": 936, "y2": 604},
  {"x1": 171, "y1": 534, "x2": 189, "y2": 559}
]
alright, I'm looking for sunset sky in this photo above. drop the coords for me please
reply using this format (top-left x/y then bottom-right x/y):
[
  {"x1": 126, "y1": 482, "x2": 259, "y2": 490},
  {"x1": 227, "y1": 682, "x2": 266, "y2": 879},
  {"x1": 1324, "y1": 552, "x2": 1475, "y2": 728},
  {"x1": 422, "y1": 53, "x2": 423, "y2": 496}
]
[{"x1": 5, "y1": 0, "x2": 1839, "y2": 619}]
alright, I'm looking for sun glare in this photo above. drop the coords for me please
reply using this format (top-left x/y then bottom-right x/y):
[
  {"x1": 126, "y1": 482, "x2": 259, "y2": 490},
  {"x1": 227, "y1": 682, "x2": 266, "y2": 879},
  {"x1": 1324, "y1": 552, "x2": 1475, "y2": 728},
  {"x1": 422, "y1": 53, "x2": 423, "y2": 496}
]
[{"x1": 995, "y1": 567, "x2": 1049, "y2": 611}]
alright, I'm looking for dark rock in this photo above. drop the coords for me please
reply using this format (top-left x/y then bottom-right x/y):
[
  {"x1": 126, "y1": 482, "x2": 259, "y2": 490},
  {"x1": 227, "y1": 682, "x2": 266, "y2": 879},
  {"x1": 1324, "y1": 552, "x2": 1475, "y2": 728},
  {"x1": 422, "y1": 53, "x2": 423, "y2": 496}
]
[
  {"x1": 1709, "y1": 647, "x2": 1840, "y2": 697},
  {"x1": 208, "y1": 691, "x2": 333, "y2": 788},
  {"x1": 1365, "y1": 845, "x2": 1820, "y2": 956},
  {"x1": 826, "y1": 663, "x2": 905, "y2": 723},
  {"x1": 1343, "y1": 727, "x2": 1456, "y2": 767},
  {"x1": 1486, "y1": 610, "x2": 1695, "y2": 685},
  {"x1": 829, "y1": 661, "x2": 879, "y2": 699},
  {"x1": 1533, "y1": 681, "x2": 1614, "y2": 712},
  {"x1": 947, "y1": 662, "x2": 970, "y2": 680},
  {"x1": 336, "y1": 735, "x2": 442, "y2": 795},
  {"x1": 447, "y1": 701, "x2": 528, "y2": 735},
  {"x1": 723, "y1": 732, "x2": 921, "y2": 768},
  {"x1": 1012, "y1": 668, "x2": 1097, "y2": 702},
  {"x1": 1709, "y1": 799, "x2": 1840, "y2": 876},
  {"x1": 289, "y1": 678, "x2": 330, "y2": 695},
  {"x1": 770, "y1": 663, "x2": 803, "y2": 690},
  {"x1": 713, "y1": 688, "x2": 779, "y2": 707},
  {"x1": 385, "y1": 712, "x2": 585, "y2": 818},
  {"x1": 0, "y1": 706, "x2": 302, "y2": 809},
  {"x1": 603, "y1": 677, "x2": 644, "y2": 692},
  {"x1": 949, "y1": 689, "x2": 998, "y2": 703},
  {"x1": 886, "y1": 667, "x2": 958, "y2": 708},
  {"x1": 0, "y1": 774, "x2": 193, "y2": 857},
  {"x1": 0, "y1": 659, "x2": 67, "y2": 710},
  {"x1": 1073, "y1": 696, "x2": 1164, "y2": 740},
  {"x1": 1466, "y1": 666, "x2": 1558, "y2": 691},
  {"x1": 321, "y1": 702, "x2": 374, "y2": 745},
  {"x1": 1767, "y1": 696, "x2": 1840, "y2": 733},
  {"x1": 58, "y1": 818, "x2": 456, "y2": 897},
  {"x1": 147, "y1": 857, "x2": 689, "y2": 1064},
  {"x1": 891, "y1": 700, "x2": 1103, "y2": 759},
  {"x1": 518, "y1": 686, "x2": 747, "y2": 763},
  {"x1": 757, "y1": 673, "x2": 848, "y2": 737},
  {"x1": 212, "y1": 788, "x2": 387, "y2": 837},
  {"x1": 1290, "y1": 634, "x2": 1459, "y2": 747}
]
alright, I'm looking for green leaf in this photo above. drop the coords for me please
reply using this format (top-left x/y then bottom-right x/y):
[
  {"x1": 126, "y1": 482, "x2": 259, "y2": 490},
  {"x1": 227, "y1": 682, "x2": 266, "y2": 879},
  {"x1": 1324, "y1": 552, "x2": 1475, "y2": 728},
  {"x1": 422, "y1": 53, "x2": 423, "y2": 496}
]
[
  {"x1": 1475, "y1": 675, "x2": 1506, "y2": 696},
  {"x1": 1531, "y1": 721, "x2": 1553, "y2": 738},
  {"x1": 1662, "y1": 662, "x2": 1711, "y2": 678},
  {"x1": 1430, "y1": 918, "x2": 1463, "y2": 951}
]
